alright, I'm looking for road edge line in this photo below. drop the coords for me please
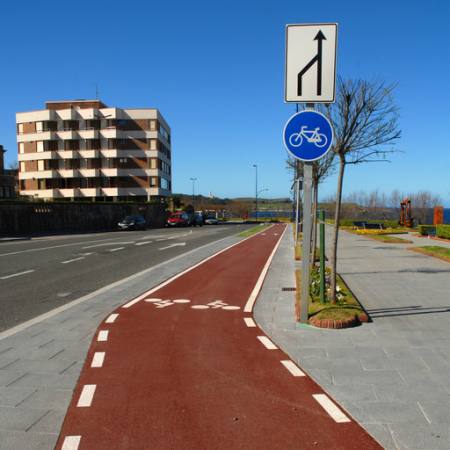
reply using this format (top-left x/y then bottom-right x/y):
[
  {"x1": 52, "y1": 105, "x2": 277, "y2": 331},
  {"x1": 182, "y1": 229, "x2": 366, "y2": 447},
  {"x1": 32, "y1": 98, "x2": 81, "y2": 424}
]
[{"x1": 244, "y1": 225, "x2": 287, "y2": 313}]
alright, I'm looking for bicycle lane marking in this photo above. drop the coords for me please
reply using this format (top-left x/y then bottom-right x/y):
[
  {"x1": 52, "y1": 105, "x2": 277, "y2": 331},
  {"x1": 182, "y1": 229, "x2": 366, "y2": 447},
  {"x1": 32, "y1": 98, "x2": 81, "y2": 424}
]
[{"x1": 55, "y1": 223, "x2": 381, "y2": 450}]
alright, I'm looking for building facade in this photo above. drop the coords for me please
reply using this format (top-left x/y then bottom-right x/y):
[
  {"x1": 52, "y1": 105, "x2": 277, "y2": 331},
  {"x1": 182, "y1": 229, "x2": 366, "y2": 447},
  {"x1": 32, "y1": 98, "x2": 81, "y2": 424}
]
[
  {"x1": 0, "y1": 145, "x2": 18, "y2": 199},
  {"x1": 16, "y1": 100, "x2": 172, "y2": 201}
]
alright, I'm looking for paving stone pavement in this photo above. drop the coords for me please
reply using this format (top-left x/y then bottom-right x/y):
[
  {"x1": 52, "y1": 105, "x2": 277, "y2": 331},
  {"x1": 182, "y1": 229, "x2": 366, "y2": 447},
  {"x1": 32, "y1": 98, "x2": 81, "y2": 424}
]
[
  {"x1": 254, "y1": 226, "x2": 450, "y2": 450},
  {"x1": 0, "y1": 234, "x2": 241, "y2": 450}
]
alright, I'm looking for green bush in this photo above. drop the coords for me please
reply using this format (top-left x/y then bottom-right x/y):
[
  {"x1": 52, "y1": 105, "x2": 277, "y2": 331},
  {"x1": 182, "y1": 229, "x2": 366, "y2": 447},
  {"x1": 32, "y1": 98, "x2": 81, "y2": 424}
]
[
  {"x1": 418, "y1": 225, "x2": 436, "y2": 236},
  {"x1": 436, "y1": 224, "x2": 450, "y2": 239}
]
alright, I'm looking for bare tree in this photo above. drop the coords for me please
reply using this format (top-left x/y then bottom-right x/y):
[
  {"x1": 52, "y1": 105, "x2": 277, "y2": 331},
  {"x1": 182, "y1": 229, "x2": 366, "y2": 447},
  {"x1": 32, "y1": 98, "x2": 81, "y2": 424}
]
[
  {"x1": 7, "y1": 160, "x2": 19, "y2": 171},
  {"x1": 325, "y1": 78, "x2": 401, "y2": 302}
]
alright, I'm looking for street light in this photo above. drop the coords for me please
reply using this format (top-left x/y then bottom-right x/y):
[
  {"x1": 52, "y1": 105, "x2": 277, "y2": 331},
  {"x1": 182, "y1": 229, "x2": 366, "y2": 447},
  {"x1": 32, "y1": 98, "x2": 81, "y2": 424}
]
[
  {"x1": 253, "y1": 164, "x2": 258, "y2": 222},
  {"x1": 190, "y1": 177, "x2": 197, "y2": 210}
]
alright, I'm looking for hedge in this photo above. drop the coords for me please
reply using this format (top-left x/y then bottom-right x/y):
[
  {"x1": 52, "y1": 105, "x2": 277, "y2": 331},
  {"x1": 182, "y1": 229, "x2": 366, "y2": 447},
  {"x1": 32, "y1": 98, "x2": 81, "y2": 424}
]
[
  {"x1": 418, "y1": 225, "x2": 436, "y2": 236},
  {"x1": 436, "y1": 224, "x2": 450, "y2": 239}
]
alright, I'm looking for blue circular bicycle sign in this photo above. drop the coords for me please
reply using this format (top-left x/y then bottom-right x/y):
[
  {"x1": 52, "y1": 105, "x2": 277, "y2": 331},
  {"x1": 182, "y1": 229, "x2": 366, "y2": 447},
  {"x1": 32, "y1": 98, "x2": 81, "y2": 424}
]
[{"x1": 283, "y1": 110, "x2": 333, "y2": 162}]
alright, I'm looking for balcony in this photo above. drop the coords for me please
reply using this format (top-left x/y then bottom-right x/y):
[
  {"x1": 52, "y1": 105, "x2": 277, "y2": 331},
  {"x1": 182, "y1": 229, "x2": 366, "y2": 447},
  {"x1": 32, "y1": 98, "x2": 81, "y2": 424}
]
[
  {"x1": 57, "y1": 130, "x2": 78, "y2": 140},
  {"x1": 56, "y1": 150, "x2": 79, "y2": 159},
  {"x1": 78, "y1": 129, "x2": 99, "y2": 139},
  {"x1": 58, "y1": 169, "x2": 80, "y2": 178},
  {"x1": 78, "y1": 150, "x2": 100, "y2": 158},
  {"x1": 57, "y1": 109, "x2": 78, "y2": 121},
  {"x1": 17, "y1": 131, "x2": 56, "y2": 143},
  {"x1": 100, "y1": 128, "x2": 119, "y2": 139},
  {"x1": 78, "y1": 169, "x2": 100, "y2": 178}
]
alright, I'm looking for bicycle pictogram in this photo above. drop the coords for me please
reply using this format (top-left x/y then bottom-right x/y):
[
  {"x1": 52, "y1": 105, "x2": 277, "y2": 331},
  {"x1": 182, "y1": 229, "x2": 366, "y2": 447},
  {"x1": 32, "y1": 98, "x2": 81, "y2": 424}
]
[{"x1": 288, "y1": 126, "x2": 328, "y2": 148}]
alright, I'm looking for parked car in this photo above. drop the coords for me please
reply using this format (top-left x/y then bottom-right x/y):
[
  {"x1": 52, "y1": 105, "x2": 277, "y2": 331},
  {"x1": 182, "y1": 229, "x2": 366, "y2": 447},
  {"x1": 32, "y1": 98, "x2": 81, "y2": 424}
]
[
  {"x1": 166, "y1": 212, "x2": 190, "y2": 227},
  {"x1": 193, "y1": 212, "x2": 204, "y2": 227},
  {"x1": 118, "y1": 215, "x2": 147, "y2": 230},
  {"x1": 204, "y1": 216, "x2": 219, "y2": 225}
]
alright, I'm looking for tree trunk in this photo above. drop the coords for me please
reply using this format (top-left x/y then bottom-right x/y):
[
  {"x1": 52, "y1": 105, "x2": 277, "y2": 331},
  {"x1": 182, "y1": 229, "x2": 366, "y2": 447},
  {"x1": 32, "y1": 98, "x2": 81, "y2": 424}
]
[{"x1": 330, "y1": 157, "x2": 345, "y2": 303}]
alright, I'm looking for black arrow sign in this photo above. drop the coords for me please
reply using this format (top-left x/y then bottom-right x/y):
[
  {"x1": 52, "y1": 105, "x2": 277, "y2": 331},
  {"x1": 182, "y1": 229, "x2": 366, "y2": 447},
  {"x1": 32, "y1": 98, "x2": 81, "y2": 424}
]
[{"x1": 297, "y1": 30, "x2": 326, "y2": 96}]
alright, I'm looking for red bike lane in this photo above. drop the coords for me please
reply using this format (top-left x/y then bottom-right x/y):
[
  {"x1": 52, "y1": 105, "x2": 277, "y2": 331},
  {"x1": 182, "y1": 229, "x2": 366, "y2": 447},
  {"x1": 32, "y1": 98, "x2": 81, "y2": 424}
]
[{"x1": 56, "y1": 224, "x2": 381, "y2": 450}]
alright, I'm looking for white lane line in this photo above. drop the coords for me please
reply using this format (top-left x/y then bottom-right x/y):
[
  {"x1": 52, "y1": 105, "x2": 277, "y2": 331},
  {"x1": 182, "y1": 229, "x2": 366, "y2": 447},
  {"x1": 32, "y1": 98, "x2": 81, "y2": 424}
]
[
  {"x1": 0, "y1": 269, "x2": 35, "y2": 280},
  {"x1": 105, "y1": 313, "x2": 119, "y2": 323},
  {"x1": 244, "y1": 225, "x2": 287, "y2": 313},
  {"x1": 135, "y1": 241, "x2": 152, "y2": 246},
  {"x1": 313, "y1": 394, "x2": 351, "y2": 423},
  {"x1": 97, "y1": 330, "x2": 109, "y2": 342},
  {"x1": 257, "y1": 336, "x2": 278, "y2": 350},
  {"x1": 123, "y1": 225, "x2": 275, "y2": 309},
  {"x1": 77, "y1": 384, "x2": 96, "y2": 407},
  {"x1": 244, "y1": 317, "x2": 257, "y2": 327},
  {"x1": 110, "y1": 247, "x2": 125, "y2": 252},
  {"x1": 61, "y1": 435, "x2": 81, "y2": 450},
  {"x1": 91, "y1": 352, "x2": 105, "y2": 368},
  {"x1": 82, "y1": 241, "x2": 134, "y2": 249},
  {"x1": 61, "y1": 257, "x2": 85, "y2": 264},
  {"x1": 79, "y1": 252, "x2": 95, "y2": 256},
  {"x1": 281, "y1": 360, "x2": 305, "y2": 377}
]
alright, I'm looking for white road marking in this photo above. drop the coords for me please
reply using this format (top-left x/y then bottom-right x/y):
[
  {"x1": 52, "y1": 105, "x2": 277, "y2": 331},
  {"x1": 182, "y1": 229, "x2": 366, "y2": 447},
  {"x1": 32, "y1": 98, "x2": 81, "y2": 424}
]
[
  {"x1": 244, "y1": 317, "x2": 257, "y2": 327},
  {"x1": 110, "y1": 247, "x2": 125, "y2": 252},
  {"x1": 0, "y1": 269, "x2": 35, "y2": 280},
  {"x1": 207, "y1": 300, "x2": 227, "y2": 308},
  {"x1": 61, "y1": 436, "x2": 81, "y2": 450},
  {"x1": 281, "y1": 360, "x2": 305, "y2": 377},
  {"x1": 154, "y1": 300, "x2": 174, "y2": 308},
  {"x1": 61, "y1": 257, "x2": 85, "y2": 264},
  {"x1": 313, "y1": 394, "x2": 351, "y2": 423},
  {"x1": 123, "y1": 225, "x2": 275, "y2": 309},
  {"x1": 82, "y1": 242, "x2": 134, "y2": 249},
  {"x1": 144, "y1": 298, "x2": 162, "y2": 303},
  {"x1": 91, "y1": 352, "x2": 105, "y2": 368},
  {"x1": 105, "y1": 314, "x2": 119, "y2": 323},
  {"x1": 222, "y1": 306, "x2": 240, "y2": 310},
  {"x1": 244, "y1": 226, "x2": 287, "y2": 313},
  {"x1": 97, "y1": 330, "x2": 109, "y2": 342},
  {"x1": 191, "y1": 305, "x2": 210, "y2": 310},
  {"x1": 257, "y1": 336, "x2": 278, "y2": 350},
  {"x1": 159, "y1": 242, "x2": 186, "y2": 250},
  {"x1": 79, "y1": 252, "x2": 95, "y2": 256},
  {"x1": 173, "y1": 299, "x2": 191, "y2": 303},
  {"x1": 135, "y1": 241, "x2": 152, "y2": 246},
  {"x1": 77, "y1": 384, "x2": 96, "y2": 407}
]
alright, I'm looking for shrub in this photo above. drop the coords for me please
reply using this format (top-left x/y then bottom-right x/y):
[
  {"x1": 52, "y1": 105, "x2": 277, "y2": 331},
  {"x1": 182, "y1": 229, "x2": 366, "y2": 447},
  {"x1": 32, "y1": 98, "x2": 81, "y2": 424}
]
[
  {"x1": 418, "y1": 225, "x2": 436, "y2": 236},
  {"x1": 436, "y1": 224, "x2": 450, "y2": 239}
]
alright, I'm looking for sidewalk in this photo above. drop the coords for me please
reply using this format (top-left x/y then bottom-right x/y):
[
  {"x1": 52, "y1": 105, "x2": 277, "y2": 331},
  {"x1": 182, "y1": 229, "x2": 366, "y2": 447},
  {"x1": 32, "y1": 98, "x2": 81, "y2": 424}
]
[
  {"x1": 254, "y1": 227, "x2": 450, "y2": 450},
  {"x1": 0, "y1": 234, "x2": 242, "y2": 450}
]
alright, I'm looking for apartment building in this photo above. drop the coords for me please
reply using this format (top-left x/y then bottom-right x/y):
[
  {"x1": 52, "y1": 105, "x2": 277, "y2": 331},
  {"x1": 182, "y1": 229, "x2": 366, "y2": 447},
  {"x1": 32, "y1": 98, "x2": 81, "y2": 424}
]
[
  {"x1": 0, "y1": 145, "x2": 18, "y2": 198},
  {"x1": 16, "y1": 100, "x2": 172, "y2": 201}
]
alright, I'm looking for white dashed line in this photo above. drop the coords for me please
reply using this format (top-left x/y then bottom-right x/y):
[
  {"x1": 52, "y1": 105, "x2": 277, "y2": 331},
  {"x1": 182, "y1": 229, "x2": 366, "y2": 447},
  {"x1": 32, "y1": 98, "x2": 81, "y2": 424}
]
[
  {"x1": 61, "y1": 257, "x2": 85, "y2": 264},
  {"x1": 144, "y1": 298, "x2": 162, "y2": 303},
  {"x1": 257, "y1": 336, "x2": 278, "y2": 350},
  {"x1": 91, "y1": 352, "x2": 105, "y2": 368},
  {"x1": 97, "y1": 330, "x2": 109, "y2": 342},
  {"x1": 244, "y1": 317, "x2": 257, "y2": 327},
  {"x1": 173, "y1": 299, "x2": 191, "y2": 303},
  {"x1": 0, "y1": 269, "x2": 35, "y2": 280},
  {"x1": 313, "y1": 394, "x2": 351, "y2": 423},
  {"x1": 281, "y1": 360, "x2": 305, "y2": 377},
  {"x1": 61, "y1": 435, "x2": 81, "y2": 450},
  {"x1": 135, "y1": 241, "x2": 152, "y2": 246},
  {"x1": 222, "y1": 306, "x2": 240, "y2": 310},
  {"x1": 191, "y1": 305, "x2": 210, "y2": 310},
  {"x1": 105, "y1": 314, "x2": 119, "y2": 323},
  {"x1": 77, "y1": 384, "x2": 96, "y2": 407},
  {"x1": 110, "y1": 247, "x2": 125, "y2": 252}
]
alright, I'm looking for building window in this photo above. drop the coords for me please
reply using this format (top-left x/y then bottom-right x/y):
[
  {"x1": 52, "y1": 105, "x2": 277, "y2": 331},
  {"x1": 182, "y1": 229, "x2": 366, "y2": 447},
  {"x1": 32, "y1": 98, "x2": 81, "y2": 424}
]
[
  {"x1": 37, "y1": 141, "x2": 44, "y2": 152},
  {"x1": 38, "y1": 160, "x2": 44, "y2": 171},
  {"x1": 150, "y1": 139, "x2": 157, "y2": 150},
  {"x1": 36, "y1": 122, "x2": 43, "y2": 132},
  {"x1": 150, "y1": 120, "x2": 157, "y2": 131},
  {"x1": 18, "y1": 123, "x2": 24, "y2": 134},
  {"x1": 161, "y1": 178, "x2": 169, "y2": 190},
  {"x1": 150, "y1": 177, "x2": 159, "y2": 187},
  {"x1": 20, "y1": 162, "x2": 25, "y2": 172},
  {"x1": 19, "y1": 143, "x2": 24, "y2": 154}
]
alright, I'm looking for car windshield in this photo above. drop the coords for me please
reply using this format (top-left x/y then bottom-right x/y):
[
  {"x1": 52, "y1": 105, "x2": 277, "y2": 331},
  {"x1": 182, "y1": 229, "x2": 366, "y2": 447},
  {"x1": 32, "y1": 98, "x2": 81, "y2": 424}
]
[{"x1": 123, "y1": 216, "x2": 137, "y2": 223}]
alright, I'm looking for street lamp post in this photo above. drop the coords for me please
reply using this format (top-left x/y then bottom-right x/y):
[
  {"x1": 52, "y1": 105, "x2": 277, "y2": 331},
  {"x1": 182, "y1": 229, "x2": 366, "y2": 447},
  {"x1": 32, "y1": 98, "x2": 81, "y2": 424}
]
[
  {"x1": 253, "y1": 164, "x2": 258, "y2": 222},
  {"x1": 190, "y1": 177, "x2": 197, "y2": 210}
]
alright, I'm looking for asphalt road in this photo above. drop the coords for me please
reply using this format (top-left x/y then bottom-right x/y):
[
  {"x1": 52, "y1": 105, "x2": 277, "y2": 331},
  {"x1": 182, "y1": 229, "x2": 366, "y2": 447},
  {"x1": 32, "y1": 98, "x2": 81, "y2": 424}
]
[{"x1": 0, "y1": 224, "x2": 253, "y2": 332}]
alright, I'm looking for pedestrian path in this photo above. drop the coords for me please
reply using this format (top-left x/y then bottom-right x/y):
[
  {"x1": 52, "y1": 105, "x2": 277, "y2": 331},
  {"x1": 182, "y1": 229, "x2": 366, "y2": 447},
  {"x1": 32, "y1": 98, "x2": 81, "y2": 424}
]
[
  {"x1": 55, "y1": 224, "x2": 380, "y2": 450},
  {"x1": 254, "y1": 226, "x2": 450, "y2": 450}
]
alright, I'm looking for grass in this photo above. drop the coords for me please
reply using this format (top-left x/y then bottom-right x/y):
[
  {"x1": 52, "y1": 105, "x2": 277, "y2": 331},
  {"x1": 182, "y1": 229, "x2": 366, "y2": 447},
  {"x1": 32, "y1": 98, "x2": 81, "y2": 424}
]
[
  {"x1": 295, "y1": 269, "x2": 366, "y2": 322},
  {"x1": 363, "y1": 234, "x2": 413, "y2": 244},
  {"x1": 238, "y1": 223, "x2": 271, "y2": 238},
  {"x1": 409, "y1": 246, "x2": 450, "y2": 263},
  {"x1": 344, "y1": 227, "x2": 410, "y2": 235}
]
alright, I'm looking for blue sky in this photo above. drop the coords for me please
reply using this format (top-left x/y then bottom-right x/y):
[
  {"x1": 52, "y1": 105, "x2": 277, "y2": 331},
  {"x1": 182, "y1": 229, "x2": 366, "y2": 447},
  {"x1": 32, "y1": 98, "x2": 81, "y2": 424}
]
[{"x1": 1, "y1": 0, "x2": 449, "y2": 205}]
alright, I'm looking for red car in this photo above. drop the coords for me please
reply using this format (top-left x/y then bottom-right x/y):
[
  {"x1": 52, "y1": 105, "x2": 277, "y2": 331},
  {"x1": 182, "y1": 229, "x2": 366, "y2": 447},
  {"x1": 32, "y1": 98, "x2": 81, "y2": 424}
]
[{"x1": 166, "y1": 212, "x2": 190, "y2": 227}]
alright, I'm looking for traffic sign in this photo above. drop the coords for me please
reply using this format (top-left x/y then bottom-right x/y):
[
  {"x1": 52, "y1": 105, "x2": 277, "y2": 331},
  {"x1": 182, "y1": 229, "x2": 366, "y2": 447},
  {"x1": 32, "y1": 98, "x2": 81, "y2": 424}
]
[
  {"x1": 285, "y1": 23, "x2": 337, "y2": 103},
  {"x1": 283, "y1": 110, "x2": 333, "y2": 161}
]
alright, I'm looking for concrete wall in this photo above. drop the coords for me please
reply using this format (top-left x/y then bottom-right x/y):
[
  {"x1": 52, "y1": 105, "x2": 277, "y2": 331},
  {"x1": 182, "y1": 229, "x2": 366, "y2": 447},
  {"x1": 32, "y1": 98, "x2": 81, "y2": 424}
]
[{"x1": 0, "y1": 202, "x2": 168, "y2": 235}]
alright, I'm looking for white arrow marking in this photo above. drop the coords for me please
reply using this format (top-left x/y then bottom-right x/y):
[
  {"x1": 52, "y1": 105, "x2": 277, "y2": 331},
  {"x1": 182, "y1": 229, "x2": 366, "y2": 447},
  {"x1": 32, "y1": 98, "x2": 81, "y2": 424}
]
[{"x1": 159, "y1": 243, "x2": 186, "y2": 251}]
